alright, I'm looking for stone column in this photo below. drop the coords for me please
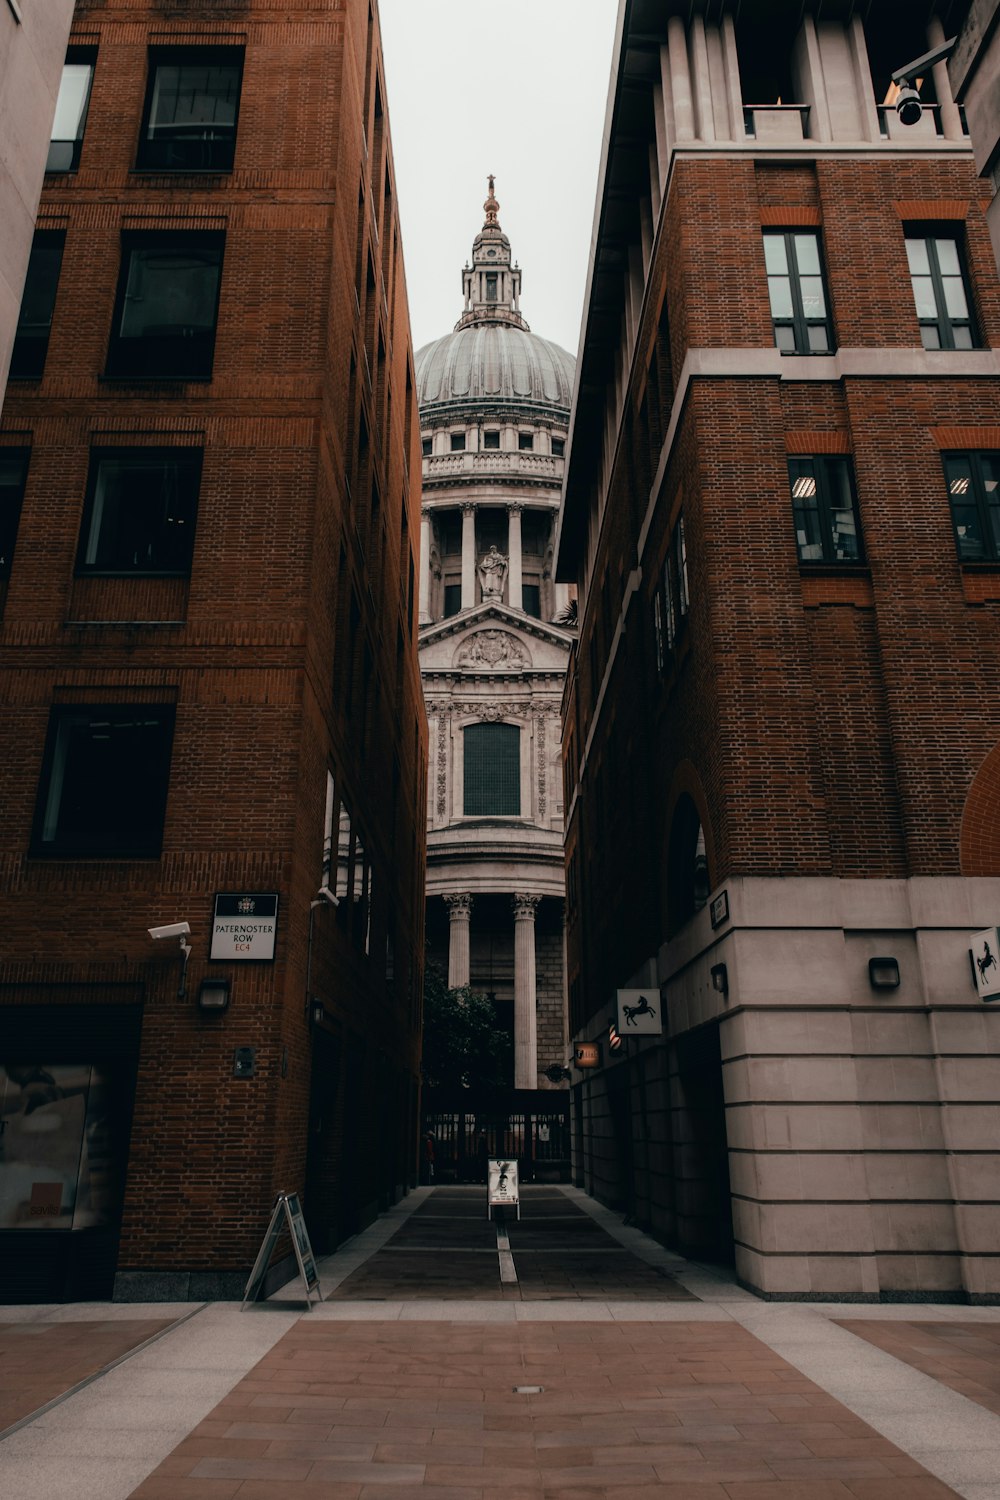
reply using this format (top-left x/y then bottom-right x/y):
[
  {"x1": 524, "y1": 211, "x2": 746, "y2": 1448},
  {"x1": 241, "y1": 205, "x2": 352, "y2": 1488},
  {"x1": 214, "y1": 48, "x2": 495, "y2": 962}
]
[
  {"x1": 928, "y1": 17, "x2": 964, "y2": 141},
  {"x1": 507, "y1": 503, "x2": 523, "y2": 611},
  {"x1": 419, "y1": 509, "x2": 432, "y2": 624},
  {"x1": 513, "y1": 894, "x2": 542, "y2": 1090},
  {"x1": 444, "y1": 893, "x2": 473, "y2": 989},
  {"x1": 461, "y1": 503, "x2": 476, "y2": 609},
  {"x1": 667, "y1": 16, "x2": 695, "y2": 141}
]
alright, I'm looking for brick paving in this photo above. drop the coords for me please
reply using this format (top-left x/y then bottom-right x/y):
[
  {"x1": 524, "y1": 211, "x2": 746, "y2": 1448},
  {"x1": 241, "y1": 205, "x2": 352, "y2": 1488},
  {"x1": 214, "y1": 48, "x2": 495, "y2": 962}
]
[
  {"x1": 838, "y1": 1319, "x2": 1000, "y2": 1420},
  {"x1": 126, "y1": 1318, "x2": 962, "y2": 1499},
  {"x1": 0, "y1": 1318, "x2": 172, "y2": 1433}
]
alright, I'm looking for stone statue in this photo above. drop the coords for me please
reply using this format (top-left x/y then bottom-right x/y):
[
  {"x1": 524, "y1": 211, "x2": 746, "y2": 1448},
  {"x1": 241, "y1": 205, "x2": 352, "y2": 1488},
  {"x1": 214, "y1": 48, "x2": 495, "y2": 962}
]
[{"x1": 478, "y1": 545, "x2": 508, "y2": 600}]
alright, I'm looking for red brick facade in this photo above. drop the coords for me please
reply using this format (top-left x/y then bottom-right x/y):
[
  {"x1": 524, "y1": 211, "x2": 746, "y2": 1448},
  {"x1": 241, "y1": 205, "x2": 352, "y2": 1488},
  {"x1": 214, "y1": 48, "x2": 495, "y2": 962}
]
[{"x1": 0, "y1": 0, "x2": 427, "y2": 1300}]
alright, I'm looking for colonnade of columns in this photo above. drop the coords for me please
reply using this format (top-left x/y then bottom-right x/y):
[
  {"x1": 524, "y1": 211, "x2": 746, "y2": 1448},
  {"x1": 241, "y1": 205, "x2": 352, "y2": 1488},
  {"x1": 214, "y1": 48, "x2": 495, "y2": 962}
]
[
  {"x1": 419, "y1": 502, "x2": 572, "y2": 625},
  {"x1": 443, "y1": 890, "x2": 542, "y2": 1091}
]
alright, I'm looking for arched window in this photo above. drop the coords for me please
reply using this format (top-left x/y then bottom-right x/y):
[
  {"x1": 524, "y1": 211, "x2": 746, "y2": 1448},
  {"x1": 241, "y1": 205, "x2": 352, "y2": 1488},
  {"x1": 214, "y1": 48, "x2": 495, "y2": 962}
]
[{"x1": 463, "y1": 722, "x2": 520, "y2": 815}]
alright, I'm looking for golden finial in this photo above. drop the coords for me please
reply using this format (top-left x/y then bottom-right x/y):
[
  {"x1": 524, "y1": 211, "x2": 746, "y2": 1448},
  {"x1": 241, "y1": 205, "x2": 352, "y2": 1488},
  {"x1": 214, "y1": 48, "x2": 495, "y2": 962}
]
[{"x1": 483, "y1": 174, "x2": 500, "y2": 227}]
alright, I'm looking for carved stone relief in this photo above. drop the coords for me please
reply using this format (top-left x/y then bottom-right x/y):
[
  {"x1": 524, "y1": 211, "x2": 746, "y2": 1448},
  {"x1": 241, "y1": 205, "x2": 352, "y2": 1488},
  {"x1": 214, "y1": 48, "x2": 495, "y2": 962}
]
[{"x1": 455, "y1": 630, "x2": 529, "y2": 670}]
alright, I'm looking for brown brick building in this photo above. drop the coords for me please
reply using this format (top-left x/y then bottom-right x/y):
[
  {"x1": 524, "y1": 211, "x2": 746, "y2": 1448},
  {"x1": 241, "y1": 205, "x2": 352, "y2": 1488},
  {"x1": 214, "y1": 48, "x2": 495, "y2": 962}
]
[
  {"x1": 557, "y1": 0, "x2": 1000, "y2": 1300},
  {"x1": 0, "y1": 0, "x2": 427, "y2": 1301}
]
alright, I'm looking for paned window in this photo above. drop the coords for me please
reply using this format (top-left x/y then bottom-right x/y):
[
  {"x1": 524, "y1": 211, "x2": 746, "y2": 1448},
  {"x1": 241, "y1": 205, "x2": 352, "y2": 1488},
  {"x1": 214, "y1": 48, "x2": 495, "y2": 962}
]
[
  {"x1": 652, "y1": 589, "x2": 665, "y2": 675},
  {"x1": 47, "y1": 51, "x2": 95, "y2": 172},
  {"x1": 31, "y1": 705, "x2": 176, "y2": 858},
  {"x1": 0, "y1": 451, "x2": 30, "y2": 578},
  {"x1": 483, "y1": 430, "x2": 500, "y2": 449},
  {"x1": 518, "y1": 432, "x2": 534, "y2": 451},
  {"x1": 663, "y1": 515, "x2": 690, "y2": 649},
  {"x1": 788, "y1": 456, "x2": 863, "y2": 564},
  {"x1": 943, "y1": 452, "x2": 1000, "y2": 560},
  {"x1": 906, "y1": 234, "x2": 977, "y2": 349},
  {"x1": 551, "y1": 437, "x2": 565, "y2": 457},
  {"x1": 421, "y1": 437, "x2": 432, "y2": 456},
  {"x1": 485, "y1": 273, "x2": 497, "y2": 301},
  {"x1": 450, "y1": 433, "x2": 466, "y2": 451},
  {"x1": 463, "y1": 722, "x2": 520, "y2": 816},
  {"x1": 522, "y1": 582, "x2": 541, "y2": 618},
  {"x1": 76, "y1": 449, "x2": 202, "y2": 574},
  {"x1": 137, "y1": 48, "x2": 243, "y2": 171},
  {"x1": 763, "y1": 230, "x2": 833, "y2": 353},
  {"x1": 443, "y1": 581, "x2": 461, "y2": 617},
  {"x1": 10, "y1": 232, "x2": 66, "y2": 380},
  {"x1": 106, "y1": 232, "x2": 225, "y2": 380}
]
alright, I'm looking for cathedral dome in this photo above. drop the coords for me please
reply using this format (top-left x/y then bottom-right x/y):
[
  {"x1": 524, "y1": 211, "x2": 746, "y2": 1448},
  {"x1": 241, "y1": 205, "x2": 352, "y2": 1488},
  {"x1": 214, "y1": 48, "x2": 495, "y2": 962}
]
[{"x1": 415, "y1": 323, "x2": 575, "y2": 414}]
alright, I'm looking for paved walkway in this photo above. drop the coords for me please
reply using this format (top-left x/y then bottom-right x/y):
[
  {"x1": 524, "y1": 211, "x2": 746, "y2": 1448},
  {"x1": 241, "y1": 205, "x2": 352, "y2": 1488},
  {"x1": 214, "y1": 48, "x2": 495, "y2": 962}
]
[{"x1": 0, "y1": 1185, "x2": 999, "y2": 1499}]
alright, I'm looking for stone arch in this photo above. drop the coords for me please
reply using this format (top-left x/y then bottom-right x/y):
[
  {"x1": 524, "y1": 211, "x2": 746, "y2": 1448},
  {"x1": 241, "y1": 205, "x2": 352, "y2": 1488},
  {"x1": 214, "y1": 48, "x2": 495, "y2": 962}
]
[
  {"x1": 960, "y1": 741, "x2": 1000, "y2": 874},
  {"x1": 663, "y1": 761, "x2": 716, "y2": 937}
]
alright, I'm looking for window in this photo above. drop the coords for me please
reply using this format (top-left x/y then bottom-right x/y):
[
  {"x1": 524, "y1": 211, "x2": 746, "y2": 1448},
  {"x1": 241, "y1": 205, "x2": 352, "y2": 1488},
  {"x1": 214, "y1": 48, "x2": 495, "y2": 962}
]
[
  {"x1": 31, "y1": 705, "x2": 175, "y2": 857},
  {"x1": 0, "y1": 451, "x2": 30, "y2": 578},
  {"x1": 450, "y1": 433, "x2": 466, "y2": 452},
  {"x1": 106, "y1": 232, "x2": 225, "y2": 380},
  {"x1": 906, "y1": 234, "x2": 977, "y2": 350},
  {"x1": 47, "y1": 51, "x2": 95, "y2": 172},
  {"x1": 76, "y1": 449, "x2": 201, "y2": 574},
  {"x1": 443, "y1": 582, "x2": 461, "y2": 617},
  {"x1": 652, "y1": 589, "x2": 665, "y2": 675},
  {"x1": 788, "y1": 457, "x2": 863, "y2": 564},
  {"x1": 421, "y1": 437, "x2": 432, "y2": 456},
  {"x1": 763, "y1": 231, "x2": 833, "y2": 353},
  {"x1": 10, "y1": 231, "x2": 66, "y2": 380},
  {"x1": 485, "y1": 273, "x2": 497, "y2": 301},
  {"x1": 483, "y1": 430, "x2": 500, "y2": 450},
  {"x1": 943, "y1": 453, "x2": 1000, "y2": 560},
  {"x1": 463, "y1": 722, "x2": 520, "y2": 816},
  {"x1": 551, "y1": 437, "x2": 565, "y2": 457},
  {"x1": 522, "y1": 582, "x2": 541, "y2": 618},
  {"x1": 518, "y1": 432, "x2": 534, "y2": 451},
  {"x1": 137, "y1": 47, "x2": 243, "y2": 172},
  {"x1": 663, "y1": 515, "x2": 690, "y2": 648}
]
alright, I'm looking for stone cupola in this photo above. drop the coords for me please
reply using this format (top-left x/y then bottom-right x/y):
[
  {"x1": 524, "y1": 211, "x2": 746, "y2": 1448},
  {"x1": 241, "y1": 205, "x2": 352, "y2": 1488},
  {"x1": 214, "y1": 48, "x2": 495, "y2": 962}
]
[{"x1": 457, "y1": 175, "x2": 528, "y2": 332}]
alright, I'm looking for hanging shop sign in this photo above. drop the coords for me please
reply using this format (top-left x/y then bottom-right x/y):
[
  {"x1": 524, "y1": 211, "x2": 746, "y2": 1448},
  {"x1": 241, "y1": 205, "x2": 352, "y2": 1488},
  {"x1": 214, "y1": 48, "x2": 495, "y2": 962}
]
[
  {"x1": 970, "y1": 926, "x2": 1000, "y2": 1001},
  {"x1": 211, "y1": 893, "x2": 279, "y2": 961},
  {"x1": 574, "y1": 1041, "x2": 601, "y2": 1068},
  {"x1": 616, "y1": 988, "x2": 663, "y2": 1035},
  {"x1": 242, "y1": 1191, "x2": 322, "y2": 1309}
]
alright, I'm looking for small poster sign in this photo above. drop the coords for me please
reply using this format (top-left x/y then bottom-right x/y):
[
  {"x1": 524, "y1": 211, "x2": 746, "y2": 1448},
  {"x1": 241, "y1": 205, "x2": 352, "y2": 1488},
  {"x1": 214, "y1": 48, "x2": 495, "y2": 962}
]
[
  {"x1": 970, "y1": 927, "x2": 1000, "y2": 1001},
  {"x1": 487, "y1": 1158, "x2": 520, "y2": 1219},
  {"x1": 242, "y1": 1191, "x2": 322, "y2": 1309},
  {"x1": 211, "y1": 894, "x2": 279, "y2": 962},
  {"x1": 617, "y1": 988, "x2": 662, "y2": 1034}
]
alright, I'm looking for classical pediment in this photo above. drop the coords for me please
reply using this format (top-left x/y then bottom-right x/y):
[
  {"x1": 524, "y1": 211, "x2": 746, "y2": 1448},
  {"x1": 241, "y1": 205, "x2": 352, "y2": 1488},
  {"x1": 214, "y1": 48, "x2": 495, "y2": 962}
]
[{"x1": 418, "y1": 603, "x2": 573, "y2": 676}]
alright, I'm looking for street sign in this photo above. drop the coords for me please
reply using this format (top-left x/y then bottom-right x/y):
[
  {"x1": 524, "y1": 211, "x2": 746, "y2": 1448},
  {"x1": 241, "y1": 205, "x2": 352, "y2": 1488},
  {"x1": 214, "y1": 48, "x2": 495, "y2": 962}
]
[
  {"x1": 242, "y1": 1191, "x2": 322, "y2": 1309},
  {"x1": 970, "y1": 926, "x2": 1000, "y2": 1001},
  {"x1": 616, "y1": 988, "x2": 662, "y2": 1034},
  {"x1": 487, "y1": 1158, "x2": 520, "y2": 1220},
  {"x1": 211, "y1": 893, "x2": 279, "y2": 961}
]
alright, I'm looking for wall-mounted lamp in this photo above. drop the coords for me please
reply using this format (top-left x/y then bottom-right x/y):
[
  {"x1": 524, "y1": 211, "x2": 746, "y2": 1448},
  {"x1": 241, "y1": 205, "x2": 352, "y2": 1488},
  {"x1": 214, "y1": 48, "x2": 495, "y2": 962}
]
[
  {"x1": 308, "y1": 998, "x2": 325, "y2": 1027},
  {"x1": 710, "y1": 962, "x2": 728, "y2": 997},
  {"x1": 197, "y1": 978, "x2": 230, "y2": 1013},
  {"x1": 868, "y1": 957, "x2": 900, "y2": 990}
]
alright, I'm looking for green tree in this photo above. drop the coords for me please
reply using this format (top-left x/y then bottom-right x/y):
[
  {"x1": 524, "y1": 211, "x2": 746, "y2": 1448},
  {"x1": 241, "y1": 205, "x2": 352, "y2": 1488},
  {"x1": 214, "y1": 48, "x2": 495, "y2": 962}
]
[{"x1": 421, "y1": 962, "x2": 511, "y2": 1095}]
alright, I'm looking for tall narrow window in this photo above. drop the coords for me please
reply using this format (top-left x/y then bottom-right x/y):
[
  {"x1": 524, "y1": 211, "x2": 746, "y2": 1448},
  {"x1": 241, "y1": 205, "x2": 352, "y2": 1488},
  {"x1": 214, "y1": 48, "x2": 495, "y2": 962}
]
[
  {"x1": 485, "y1": 273, "x2": 498, "y2": 301},
  {"x1": 943, "y1": 453, "x2": 1000, "y2": 560},
  {"x1": 906, "y1": 234, "x2": 977, "y2": 349},
  {"x1": 10, "y1": 231, "x2": 66, "y2": 380},
  {"x1": 0, "y1": 451, "x2": 30, "y2": 578},
  {"x1": 106, "y1": 232, "x2": 225, "y2": 380},
  {"x1": 47, "y1": 51, "x2": 96, "y2": 172},
  {"x1": 763, "y1": 230, "x2": 833, "y2": 353},
  {"x1": 788, "y1": 456, "x2": 863, "y2": 564},
  {"x1": 463, "y1": 722, "x2": 520, "y2": 816},
  {"x1": 137, "y1": 47, "x2": 243, "y2": 172},
  {"x1": 76, "y1": 449, "x2": 202, "y2": 574}
]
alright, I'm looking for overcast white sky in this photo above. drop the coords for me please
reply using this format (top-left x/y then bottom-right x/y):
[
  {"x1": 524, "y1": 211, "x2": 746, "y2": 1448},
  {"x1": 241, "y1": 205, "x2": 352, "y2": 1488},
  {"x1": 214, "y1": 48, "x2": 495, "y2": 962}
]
[{"x1": 379, "y1": 0, "x2": 620, "y2": 359}]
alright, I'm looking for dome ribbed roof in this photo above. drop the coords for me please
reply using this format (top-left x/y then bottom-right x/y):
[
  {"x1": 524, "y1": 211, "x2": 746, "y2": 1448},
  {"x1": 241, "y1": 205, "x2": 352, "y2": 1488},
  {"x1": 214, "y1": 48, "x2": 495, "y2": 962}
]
[{"x1": 415, "y1": 323, "x2": 575, "y2": 414}]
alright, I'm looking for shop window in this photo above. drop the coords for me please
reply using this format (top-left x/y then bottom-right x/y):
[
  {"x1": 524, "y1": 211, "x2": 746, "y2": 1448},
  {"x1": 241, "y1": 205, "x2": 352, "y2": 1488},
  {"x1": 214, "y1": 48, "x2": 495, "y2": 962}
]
[
  {"x1": 105, "y1": 232, "x2": 225, "y2": 380},
  {"x1": 788, "y1": 456, "x2": 863, "y2": 564},
  {"x1": 943, "y1": 452, "x2": 1000, "y2": 561},
  {"x1": 31, "y1": 705, "x2": 176, "y2": 858},
  {"x1": 463, "y1": 721, "x2": 520, "y2": 816},
  {"x1": 46, "y1": 49, "x2": 95, "y2": 173},
  {"x1": 76, "y1": 448, "x2": 202, "y2": 574},
  {"x1": 0, "y1": 450, "x2": 30, "y2": 578},
  {"x1": 10, "y1": 231, "x2": 66, "y2": 380},
  {"x1": 137, "y1": 47, "x2": 243, "y2": 172},
  {"x1": 763, "y1": 230, "x2": 833, "y2": 353},
  {"x1": 906, "y1": 233, "x2": 978, "y2": 350}
]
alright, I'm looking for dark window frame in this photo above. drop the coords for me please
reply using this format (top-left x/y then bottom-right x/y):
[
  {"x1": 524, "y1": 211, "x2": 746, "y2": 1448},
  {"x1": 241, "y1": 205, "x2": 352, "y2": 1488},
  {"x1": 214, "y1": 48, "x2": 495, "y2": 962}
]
[
  {"x1": 943, "y1": 451, "x2": 1000, "y2": 562},
  {"x1": 136, "y1": 45, "x2": 244, "y2": 173},
  {"x1": 788, "y1": 455, "x2": 865, "y2": 566},
  {"x1": 105, "y1": 230, "x2": 225, "y2": 381},
  {"x1": 763, "y1": 229, "x2": 834, "y2": 354},
  {"x1": 463, "y1": 721, "x2": 520, "y2": 817},
  {"x1": 30, "y1": 704, "x2": 176, "y2": 859},
  {"x1": 46, "y1": 47, "x2": 97, "y2": 174},
  {"x1": 450, "y1": 432, "x2": 466, "y2": 452},
  {"x1": 0, "y1": 449, "x2": 30, "y2": 579},
  {"x1": 905, "y1": 230, "x2": 979, "y2": 351},
  {"x1": 75, "y1": 446, "x2": 203, "y2": 577},
  {"x1": 10, "y1": 230, "x2": 67, "y2": 381},
  {"x1": 483, "y1": 429, "x2": 500, "y2": 450}
]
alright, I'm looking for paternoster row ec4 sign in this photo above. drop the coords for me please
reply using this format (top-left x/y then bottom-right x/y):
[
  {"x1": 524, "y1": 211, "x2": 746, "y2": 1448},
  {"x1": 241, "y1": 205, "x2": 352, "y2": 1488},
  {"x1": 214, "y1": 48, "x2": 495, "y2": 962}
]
[{"x1": 211, "y1": 893, "x2": 279, "y2": 961}]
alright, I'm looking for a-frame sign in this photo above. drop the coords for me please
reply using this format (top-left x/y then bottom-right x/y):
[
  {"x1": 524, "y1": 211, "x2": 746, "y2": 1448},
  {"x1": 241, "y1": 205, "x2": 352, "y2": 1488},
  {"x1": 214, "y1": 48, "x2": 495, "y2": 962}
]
[{"x1": 242, "y1": 1192, "x2": 323, "y2": 1310}]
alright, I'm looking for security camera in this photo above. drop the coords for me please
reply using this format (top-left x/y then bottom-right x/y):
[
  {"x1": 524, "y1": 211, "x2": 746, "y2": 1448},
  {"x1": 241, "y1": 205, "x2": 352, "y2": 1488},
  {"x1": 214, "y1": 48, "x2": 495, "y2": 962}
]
[
  {"x1": 148, "y1": 922, "x2": 191, "y2": 940},
  {"x1": 895, "y1": 85, "x2": 923, "y2": 126}
]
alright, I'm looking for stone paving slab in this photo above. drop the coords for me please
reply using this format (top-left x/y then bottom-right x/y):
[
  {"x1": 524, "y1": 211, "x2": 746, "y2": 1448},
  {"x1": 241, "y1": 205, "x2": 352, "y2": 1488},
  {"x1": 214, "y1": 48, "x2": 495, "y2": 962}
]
[
  {"x1": 0, "y1": 1318, "x2": 174, "y2": 1433},
  {"x1": 836, "y1": 1322, "x2": 1000, "y2": 1420}
]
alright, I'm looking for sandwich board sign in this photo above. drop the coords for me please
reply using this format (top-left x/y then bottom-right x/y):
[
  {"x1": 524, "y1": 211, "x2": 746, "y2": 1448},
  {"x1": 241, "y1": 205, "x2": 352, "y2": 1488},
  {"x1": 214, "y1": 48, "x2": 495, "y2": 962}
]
[
  {"x1": 487, "y1": 1158, "x2": 520, "y2": 1220},
  {"x1": 242, "y1": 1192, "x2": 322, "y2": 1309},
  {"x1": 617, "y1": 988, "x2": 663, "y2": 1035},
  {"x1": 970, "y1": 927, "x2": 1000, "y2": 1001}
]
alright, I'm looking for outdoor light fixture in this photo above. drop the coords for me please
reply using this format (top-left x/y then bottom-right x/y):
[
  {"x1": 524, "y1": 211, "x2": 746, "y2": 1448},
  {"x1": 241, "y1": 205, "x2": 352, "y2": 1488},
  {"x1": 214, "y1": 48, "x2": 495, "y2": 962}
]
[
  {"x1": 868, "y1": 957, "x2": 900, "y2": 990},
  {"x1": 710, "y1": 962, "x2": 728, "y2": 996},
  {"x1": 308, "y1": 997, "x2": 325, "y2": 1027},
  {"x1": 197, "y1": 977, "x2": 230, "y2": 1013}
]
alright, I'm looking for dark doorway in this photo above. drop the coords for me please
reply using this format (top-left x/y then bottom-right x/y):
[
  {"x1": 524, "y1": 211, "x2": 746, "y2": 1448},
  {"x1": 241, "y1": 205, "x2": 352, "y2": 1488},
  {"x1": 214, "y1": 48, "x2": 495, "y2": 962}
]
[
  {"x1": 672, "y1": 1023, "x2": 734, "y2": 1264},
  {"x1": 304, "y1": 1025, "x2": 342, "y2": 1253}
]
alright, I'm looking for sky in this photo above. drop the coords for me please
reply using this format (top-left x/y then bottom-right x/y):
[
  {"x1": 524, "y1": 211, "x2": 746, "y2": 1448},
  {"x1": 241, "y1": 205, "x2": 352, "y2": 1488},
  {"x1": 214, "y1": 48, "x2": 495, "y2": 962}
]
[{"x1": 378, "y1": 0, "x2": 620, "y2": 360}]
